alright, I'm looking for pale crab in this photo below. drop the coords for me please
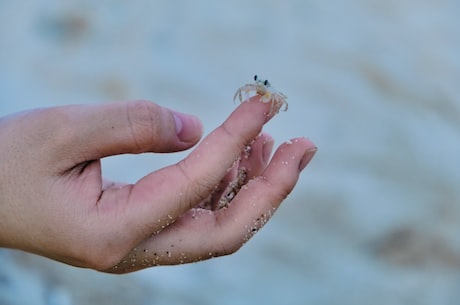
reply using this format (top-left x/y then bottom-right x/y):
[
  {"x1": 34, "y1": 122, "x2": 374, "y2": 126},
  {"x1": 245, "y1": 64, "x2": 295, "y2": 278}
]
[{"x1": 233, "y1": 75, "x2": 288, "y2": 115}]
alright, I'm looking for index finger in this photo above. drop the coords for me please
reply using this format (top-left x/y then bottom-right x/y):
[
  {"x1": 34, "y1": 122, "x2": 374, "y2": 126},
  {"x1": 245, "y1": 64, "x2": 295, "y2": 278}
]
[{"x1": 121, "y1": 96, "x2": 278, "y2": 235}]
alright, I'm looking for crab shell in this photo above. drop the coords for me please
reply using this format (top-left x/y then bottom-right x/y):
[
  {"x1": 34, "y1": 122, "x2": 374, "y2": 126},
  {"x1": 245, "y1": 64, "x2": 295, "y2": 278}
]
[{"x1": 233, "y1": 81, "x2": 288, "y2": 115}]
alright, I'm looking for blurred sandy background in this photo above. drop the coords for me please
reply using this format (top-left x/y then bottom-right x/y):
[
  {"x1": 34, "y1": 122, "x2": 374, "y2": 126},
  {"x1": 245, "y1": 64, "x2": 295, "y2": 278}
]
[{"x1": 1, "y1": 0, "x2": 460, "y2": 304}]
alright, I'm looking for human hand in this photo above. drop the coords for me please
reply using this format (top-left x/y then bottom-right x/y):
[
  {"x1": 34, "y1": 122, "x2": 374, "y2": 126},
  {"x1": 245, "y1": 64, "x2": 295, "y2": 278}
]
[{"x1": 0, "y1": 98, "x2": 316, "y2": 273}]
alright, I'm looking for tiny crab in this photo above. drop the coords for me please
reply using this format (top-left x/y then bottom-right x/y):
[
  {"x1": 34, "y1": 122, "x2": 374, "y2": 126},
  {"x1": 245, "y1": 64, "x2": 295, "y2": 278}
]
[{"x1": 233, "y1": 75, "x2": 288, "y2": 115}]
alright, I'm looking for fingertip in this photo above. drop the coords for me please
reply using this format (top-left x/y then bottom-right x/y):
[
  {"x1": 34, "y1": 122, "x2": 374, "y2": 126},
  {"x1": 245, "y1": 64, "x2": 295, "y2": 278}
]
[
  {"x1": 279, "y1": 137, "x2": 317, "y2": 172},
  {"x1": 261, "y1": 133, "x2": 274, "y2": 164},
  {"x1": 257, "y1": 137, "x2": 315, "y2": 194},
  {"x1": 299, "y1": 146, "x2": 317, "y2": 171}
]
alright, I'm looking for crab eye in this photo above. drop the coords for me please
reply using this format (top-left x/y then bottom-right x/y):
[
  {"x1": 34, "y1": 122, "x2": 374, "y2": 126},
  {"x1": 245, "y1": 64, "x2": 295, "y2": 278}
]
[
  {"x1": 254, "y1": 75, "x2": 258, "y2": 81},
  {"x1": 264, "y1": 80, "x2": 269, "y2": 86}
]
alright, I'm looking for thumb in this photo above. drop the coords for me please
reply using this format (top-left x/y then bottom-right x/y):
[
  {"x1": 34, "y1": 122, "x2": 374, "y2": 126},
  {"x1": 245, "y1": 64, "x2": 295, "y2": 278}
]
[{"x1": 43, "y1": 100, "x2": 203, "y2": 165}]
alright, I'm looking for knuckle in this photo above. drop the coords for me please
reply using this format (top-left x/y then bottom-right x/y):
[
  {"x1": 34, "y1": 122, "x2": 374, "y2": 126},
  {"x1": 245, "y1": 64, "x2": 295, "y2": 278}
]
[
  {"x1": 220, "y1": 119, "x2": 249, "y2": 148},
  {"x1": 261, "y1": 176, "x2": 292, "y2": 204},
  {"x1": 176, "y1": 159, "x2": 217, "y2": 207},
  {"x1": 28, "y1": 107, "x2": 69, "y2": 145},
  {"x1": 125, "y1": 100, "x2": 163, "y2": 153}
]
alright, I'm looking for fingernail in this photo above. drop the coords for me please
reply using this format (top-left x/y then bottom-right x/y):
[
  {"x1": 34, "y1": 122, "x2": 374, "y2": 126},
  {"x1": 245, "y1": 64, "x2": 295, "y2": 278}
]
[
  {"x1": 262, "y1": 134, "x2": 274, "y2": 164},
  {"x1": 172, "y1": 111, "x2": 203, "y2": 143},
  {"x1": 299, "y1": 147, "x2": 317, "y2": 171}
]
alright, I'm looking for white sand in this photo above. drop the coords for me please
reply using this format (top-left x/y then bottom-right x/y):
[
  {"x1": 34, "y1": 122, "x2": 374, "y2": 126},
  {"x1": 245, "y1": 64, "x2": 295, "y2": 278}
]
[{"x1": 1, "y1": 1, "x2": 460, "y2": 304}]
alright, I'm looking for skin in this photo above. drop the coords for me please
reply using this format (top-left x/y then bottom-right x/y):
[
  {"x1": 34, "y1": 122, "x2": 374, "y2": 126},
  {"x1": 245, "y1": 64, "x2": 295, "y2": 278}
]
[{"x1": 0, "y1": 96, "x2": 316, "y2": 273}]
